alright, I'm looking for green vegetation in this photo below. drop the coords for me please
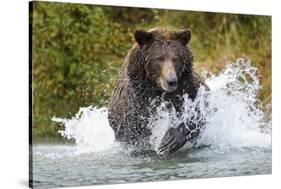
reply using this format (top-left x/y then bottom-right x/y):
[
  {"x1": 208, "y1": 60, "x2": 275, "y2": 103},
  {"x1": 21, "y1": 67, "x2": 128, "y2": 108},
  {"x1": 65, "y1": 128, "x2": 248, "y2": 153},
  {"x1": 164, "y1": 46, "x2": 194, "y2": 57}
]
[{"x1": 31, "y1": 1, "x2": 271, "y2": 141}]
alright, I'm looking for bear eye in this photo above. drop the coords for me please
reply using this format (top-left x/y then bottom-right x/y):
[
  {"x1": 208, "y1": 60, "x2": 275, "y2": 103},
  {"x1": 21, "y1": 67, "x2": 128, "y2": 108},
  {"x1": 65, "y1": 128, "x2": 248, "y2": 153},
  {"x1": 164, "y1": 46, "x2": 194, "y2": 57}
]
[{"x1": 172, "y1": 58, "x2": 180, "y2": 62}]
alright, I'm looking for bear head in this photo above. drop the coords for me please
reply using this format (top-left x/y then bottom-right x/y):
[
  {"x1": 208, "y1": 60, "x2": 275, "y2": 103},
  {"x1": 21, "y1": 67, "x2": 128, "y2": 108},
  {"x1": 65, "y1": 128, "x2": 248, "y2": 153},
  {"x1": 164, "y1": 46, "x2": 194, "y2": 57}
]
[{"x1": 129, "y1": 28, "x2": 193, "y2": 92}]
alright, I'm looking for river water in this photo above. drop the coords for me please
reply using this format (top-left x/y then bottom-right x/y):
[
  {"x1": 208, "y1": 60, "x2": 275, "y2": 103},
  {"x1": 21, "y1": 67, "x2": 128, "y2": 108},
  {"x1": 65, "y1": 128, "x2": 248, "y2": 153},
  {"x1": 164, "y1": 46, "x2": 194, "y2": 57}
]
[{"x1": 31, "y1": 59, "x2": 272, "y2": 188}]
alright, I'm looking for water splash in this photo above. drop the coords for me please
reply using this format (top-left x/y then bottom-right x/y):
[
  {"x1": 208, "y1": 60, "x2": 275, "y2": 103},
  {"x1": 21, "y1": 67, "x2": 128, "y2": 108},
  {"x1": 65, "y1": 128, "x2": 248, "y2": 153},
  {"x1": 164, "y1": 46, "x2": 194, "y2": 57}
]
[
  {"x1": 197, "y1": 59, "x2": 271, "y2": 152},
  {"x1": 52, "y1": 107, "x2": 115, "y2": 153},
  {"x1": 52, "y1": 58, "x2": 271, "y2": 155}
]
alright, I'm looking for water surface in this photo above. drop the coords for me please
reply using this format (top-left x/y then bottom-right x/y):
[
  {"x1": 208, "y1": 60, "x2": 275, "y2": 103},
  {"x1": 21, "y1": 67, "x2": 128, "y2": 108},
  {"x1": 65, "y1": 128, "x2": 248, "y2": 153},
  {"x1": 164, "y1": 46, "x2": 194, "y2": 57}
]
[{"x1": 32, "y1": 144, "x2": 271, "y2": 188}]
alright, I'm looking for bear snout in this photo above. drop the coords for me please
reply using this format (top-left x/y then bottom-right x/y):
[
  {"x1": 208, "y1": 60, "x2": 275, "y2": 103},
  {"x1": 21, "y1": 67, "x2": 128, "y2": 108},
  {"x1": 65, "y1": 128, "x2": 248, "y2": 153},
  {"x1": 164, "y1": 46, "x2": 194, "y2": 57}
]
[
  {"x1": 160, "y1": 74, "x2": 178, "y2": 92},
  {"x1": 160, "y1": 61, "x2": 178, "y2": 92},
  {"x1": 167, "y1": 76, "x2": 178, "y2": 88}
]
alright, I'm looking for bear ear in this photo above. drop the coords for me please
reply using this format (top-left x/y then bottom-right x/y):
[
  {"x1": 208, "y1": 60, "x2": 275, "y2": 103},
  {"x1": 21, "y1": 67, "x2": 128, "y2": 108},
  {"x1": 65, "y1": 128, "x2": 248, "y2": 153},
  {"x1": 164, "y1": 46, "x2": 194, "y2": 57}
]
[
  {"x1": 134, "y1": 29, "x2": 153, "y2": 46},
  {"x1": 174, "y1": 29, "x2": 191, "y2": 46}
]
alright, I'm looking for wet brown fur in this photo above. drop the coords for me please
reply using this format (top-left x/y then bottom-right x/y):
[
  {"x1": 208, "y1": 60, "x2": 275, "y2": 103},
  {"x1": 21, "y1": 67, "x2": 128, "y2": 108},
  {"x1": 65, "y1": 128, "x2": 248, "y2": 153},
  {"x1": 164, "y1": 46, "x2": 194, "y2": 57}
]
[{"x1": 108, "y1": 28, "x2": 207, "y2": 149}]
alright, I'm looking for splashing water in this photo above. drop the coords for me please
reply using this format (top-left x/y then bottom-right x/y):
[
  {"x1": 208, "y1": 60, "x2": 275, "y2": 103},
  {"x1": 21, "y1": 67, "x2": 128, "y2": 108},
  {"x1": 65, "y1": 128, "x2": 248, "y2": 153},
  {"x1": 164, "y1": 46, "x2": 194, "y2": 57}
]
[
  {"x1": 52, "y1": 107, "x2": 115, "y2": 153},
  {"x1": 197, "y1": 59, "x2": 271, "y2": 152},
  {"x1": 52, "y1": 58, "x2": 271, "y2": 154},
  {"x1": 33, "y1": 59, "x2": 271, "y2": 188}
]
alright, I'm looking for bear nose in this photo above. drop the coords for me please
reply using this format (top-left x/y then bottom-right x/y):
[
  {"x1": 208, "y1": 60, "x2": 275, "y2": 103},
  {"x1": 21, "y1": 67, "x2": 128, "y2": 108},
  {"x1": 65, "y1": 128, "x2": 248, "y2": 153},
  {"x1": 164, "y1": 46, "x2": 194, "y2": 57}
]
[{"x1": 167, "y1": 76, "x2": 178, "y2": 87}]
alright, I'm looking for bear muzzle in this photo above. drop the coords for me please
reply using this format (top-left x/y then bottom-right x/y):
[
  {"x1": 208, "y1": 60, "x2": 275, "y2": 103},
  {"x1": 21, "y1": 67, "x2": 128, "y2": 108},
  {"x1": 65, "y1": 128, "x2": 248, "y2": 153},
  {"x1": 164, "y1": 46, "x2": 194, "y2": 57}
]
[
  {"x1": 167, "y1": 76, "x2": 178, "y2": 88},
  {"x1": 160, "y1": 61, "x2": 178, "y2": 92}
]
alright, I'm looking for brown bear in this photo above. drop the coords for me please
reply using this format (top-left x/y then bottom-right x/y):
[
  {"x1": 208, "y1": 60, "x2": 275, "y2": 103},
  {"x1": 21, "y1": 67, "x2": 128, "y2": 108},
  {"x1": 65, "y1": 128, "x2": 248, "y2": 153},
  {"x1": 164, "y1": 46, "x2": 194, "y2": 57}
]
[{"x1": 108, "y1": 27, "x2": 208, "y2": 155}]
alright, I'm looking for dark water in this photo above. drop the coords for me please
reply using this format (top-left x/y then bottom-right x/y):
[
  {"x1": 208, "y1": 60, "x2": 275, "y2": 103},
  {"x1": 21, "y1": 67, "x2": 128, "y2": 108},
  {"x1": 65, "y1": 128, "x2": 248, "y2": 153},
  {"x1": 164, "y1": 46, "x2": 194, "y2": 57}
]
[{"x1": 31, "y1": 144, "x2": 271, "y2": 188}]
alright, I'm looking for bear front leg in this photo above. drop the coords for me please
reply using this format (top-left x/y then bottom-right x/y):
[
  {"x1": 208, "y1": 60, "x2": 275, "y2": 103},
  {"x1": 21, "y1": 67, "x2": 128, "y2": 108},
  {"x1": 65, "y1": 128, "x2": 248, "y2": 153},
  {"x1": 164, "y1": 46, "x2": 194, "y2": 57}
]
[{"x1": 157, "y1": 122, "x2": 189, "y2": 155}]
